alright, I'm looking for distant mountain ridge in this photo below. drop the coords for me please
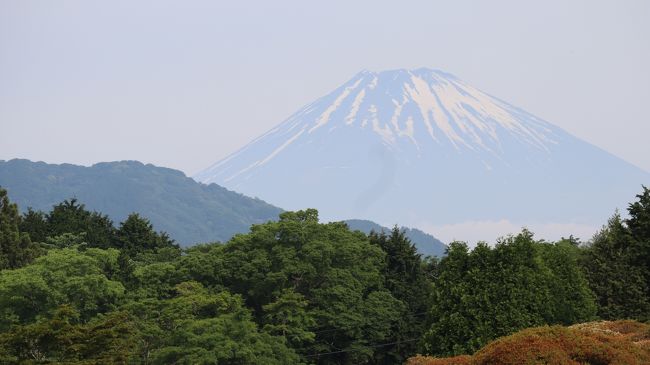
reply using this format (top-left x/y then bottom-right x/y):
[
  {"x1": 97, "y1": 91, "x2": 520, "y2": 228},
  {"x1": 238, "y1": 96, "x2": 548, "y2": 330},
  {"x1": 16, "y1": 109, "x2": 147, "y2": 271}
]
[
  {"x1": 0, "y1": 159, "x2": 282, "y2": 245},
  {"x1": 195, "y1": 68, "x2": 650, "y2": 237},
  {"x1": 0, "y1": 159, "x2": 446, "y2": 250},
  {"x1": 344, "y1": 219, "x2": 447, "y2": 257}
]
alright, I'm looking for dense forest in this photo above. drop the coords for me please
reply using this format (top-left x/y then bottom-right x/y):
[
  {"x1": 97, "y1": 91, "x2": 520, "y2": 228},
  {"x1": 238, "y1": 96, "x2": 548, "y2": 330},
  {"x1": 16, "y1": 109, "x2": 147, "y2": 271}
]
[{"x1": 0, "y1": 186, "x2": 649, "y2": 364}]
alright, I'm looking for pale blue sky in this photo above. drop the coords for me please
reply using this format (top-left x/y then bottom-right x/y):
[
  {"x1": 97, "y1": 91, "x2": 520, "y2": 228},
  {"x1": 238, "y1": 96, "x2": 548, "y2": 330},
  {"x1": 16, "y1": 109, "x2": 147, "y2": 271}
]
[{"x1": 2, "y1": 0, "x2": 649, "y2": 174}]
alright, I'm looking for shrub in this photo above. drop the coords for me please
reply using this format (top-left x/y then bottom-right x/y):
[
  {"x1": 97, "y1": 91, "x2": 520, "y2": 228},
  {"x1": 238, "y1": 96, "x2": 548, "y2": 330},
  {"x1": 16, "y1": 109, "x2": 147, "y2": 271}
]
[{"x1": 408, "y1": 320, "x2": 650, "y2": 365}]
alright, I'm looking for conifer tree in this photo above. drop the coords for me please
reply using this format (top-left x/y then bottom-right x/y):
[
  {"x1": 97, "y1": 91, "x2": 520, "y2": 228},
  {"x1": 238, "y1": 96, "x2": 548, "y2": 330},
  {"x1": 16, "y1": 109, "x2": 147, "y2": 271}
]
[
  {"x1": 0, "y1": 188, "x2": 37, "y2": 270},
  {"x1": 626, "y1": 186, "x2": 650, "y2": 291},
  {"x1": 582, "y1": 213, "x2": 650, "y2": 320},
  {"x1": 369, "y1": 227, "x2": 433, "y2": 363},
  {"x1": 18, "y1": 208, "x2": 47, "y2": 243},
  {"x1": 116, "y1": 213, "x2": 176, "y2": 254},
  {"x1": 46, "y1": 199, "x2": 115, "y2": 248}
]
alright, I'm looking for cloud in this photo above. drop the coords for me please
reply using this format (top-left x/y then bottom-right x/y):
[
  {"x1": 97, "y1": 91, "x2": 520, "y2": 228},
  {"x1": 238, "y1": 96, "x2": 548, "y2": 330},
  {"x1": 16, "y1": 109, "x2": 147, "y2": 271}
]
[{"x1": 418, "y1": 220, "x2": 600, "y2": 246}]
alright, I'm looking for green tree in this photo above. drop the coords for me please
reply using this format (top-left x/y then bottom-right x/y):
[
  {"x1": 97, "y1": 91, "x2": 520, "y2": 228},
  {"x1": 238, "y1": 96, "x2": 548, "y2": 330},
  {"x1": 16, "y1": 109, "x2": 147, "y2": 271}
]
[
  {"x1": 46, "y1": 198, "x2": 115, "y2": 248},
  {"x1": 45, "y1": 232, "x2": 87, "y2": 248},
  {"x1": 123, "y1": 281, "x2": 301, "y2": 365},
  {"x1": 19, "y1": 208, "x2": 48, "y2": 243},
  {"x1": 0, "y1": 248, "x2": 124, "y2": 329},
  {"x1": 627, "y1": 186, "x2": 650, "y2": 241},
  {"x1": 626, "y1": 186, "x2": 650, "y2": 292},
  {"x1": 539, "y1": 239, "x2": 597, "y2": 324},
  {"x1": 0, "y1": 305, "x2": 135, "y2": 363},
  {"x1": 262, "y1": 288, "x2": 316, "y2": 348},
  {"x1": 0, "y1": 188, "x2": 38, "y2": 270},
  {"x1": 177, "y1": 243, "x2": 225, "y2": 290},
  {"x1": 423, "y1": 231, "x2": 596, "y2": 356},
  {"x1": 368, "y1": 227, "x2": 433, "y2": 363},
  {"x1": 582, "y1": 214, "x2": 650, "y2": 320},
  {"x1": 132, "y1": 262, "x2": 184, "y2": 300},
  {"x1": 197, "y1": 209, "x2": 403, "y2": 364},
  {"x1": 116, "y1": 213, "x2": 177, "y2": 256},
  {"x1": 422, "y1": 241, "x2": 472, "y2": 355}
]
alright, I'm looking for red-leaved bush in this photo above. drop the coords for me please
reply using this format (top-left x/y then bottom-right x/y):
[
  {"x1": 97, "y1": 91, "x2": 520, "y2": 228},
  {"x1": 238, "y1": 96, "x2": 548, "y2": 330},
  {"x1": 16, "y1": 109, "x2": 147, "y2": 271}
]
[{"x1": 407, "y1": 320, "x2": 650, "y2": 365}]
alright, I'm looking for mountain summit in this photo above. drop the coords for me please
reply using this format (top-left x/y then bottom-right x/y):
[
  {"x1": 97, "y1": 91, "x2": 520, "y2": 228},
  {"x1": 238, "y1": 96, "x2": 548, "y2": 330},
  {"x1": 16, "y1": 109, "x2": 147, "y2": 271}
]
[{"x1": 195, "y1": 69, "x2": 649, "y2": 238}]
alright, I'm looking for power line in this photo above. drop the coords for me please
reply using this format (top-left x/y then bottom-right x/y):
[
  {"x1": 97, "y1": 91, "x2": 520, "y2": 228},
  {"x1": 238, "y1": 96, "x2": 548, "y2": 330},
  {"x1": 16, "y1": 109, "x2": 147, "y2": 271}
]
[{"x1": 305, "y1": 338, "x2": 419, "y2": 358}]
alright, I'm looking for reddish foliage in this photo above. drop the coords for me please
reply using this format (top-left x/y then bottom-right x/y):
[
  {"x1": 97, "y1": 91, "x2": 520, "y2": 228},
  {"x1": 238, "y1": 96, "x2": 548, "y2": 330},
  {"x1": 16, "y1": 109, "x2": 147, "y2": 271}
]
[
  {"x1": 407, "y1": 320, "x2": 650, "y2": 365},
  {"x1": 406, "y1": 355, "x2": 472, "y2": 365}
]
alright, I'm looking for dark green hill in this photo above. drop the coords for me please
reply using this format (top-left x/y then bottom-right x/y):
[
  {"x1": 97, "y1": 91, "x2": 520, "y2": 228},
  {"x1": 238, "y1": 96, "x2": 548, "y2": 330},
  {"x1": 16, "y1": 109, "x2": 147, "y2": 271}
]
[
  {"x1": 345, "y1": 219, "x2": 447, "y2": 257},
  {"x1": 0, "y1": 159, "x2": 282, "y2": 245}
]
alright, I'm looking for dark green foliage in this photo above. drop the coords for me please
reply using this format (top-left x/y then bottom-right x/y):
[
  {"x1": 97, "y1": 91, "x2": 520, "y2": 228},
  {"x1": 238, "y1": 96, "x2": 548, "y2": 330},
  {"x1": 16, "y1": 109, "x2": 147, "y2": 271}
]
[
  {"x1": 262, "y1": 288, "x2": 316, "y2": 347},
  {"x1": 423, "y1": 231, "x2": 597, "y2": 356},
  {"x1": 0, "y1": 159, "x2": 283, "y2": 245},
  {"x1": 0, "y1": 305, "x2": 135, "y2": 364},
  {"x1": 578, "y1": 187, "x2": 650, "y2": 322},
  {"x1": 181, "y1": 209, "x2": 406, "y2": 364},
  {"x1": 0, "y1": 188, "x2": 38, "y2": 270},
  {"x1": 345, "y1": 219, "x2": 447, "y2": 257},
  {"x1": 115, "y1": 213, "x2": 177, "y2": 255},
  {"x1": 538, "y1": 239, "x2": 598, "y2": 324},
  {"x1": 46, "y1": 198, "x2": 115, "y2": 248},
  {"x1": 123, "y1": 281, "x2": 301, "y2": 365},
  {"x1": 582, "y1": 214, "x2": 650, "y2": 321},
  {"x1": 3, "y1": 184, "x2": 650, "y2": 364},
  {"x1": 368, "y1": 227, "x2": 434, "y2": 363},
  {"x1": 18, "y1": 208, "x2": 47, "y2": 243},
  {"x1": 627, "y1": 186, "x2": 650, "y2": 242},
  {"x1": 626, "y1": 186, "x2": 650, "y2": 290}
]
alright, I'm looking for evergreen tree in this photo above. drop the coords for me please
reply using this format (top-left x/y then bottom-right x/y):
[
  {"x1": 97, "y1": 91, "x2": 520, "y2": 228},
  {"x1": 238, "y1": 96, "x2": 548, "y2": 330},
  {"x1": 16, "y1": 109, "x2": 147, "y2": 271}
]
[
  {"x1": 582, "y1": 213, "x2": 650, "y2": 320},
  {"x1": 423, "y1": 241, "x2": 472, "y2": 356},
  {"x1": 626, "y1": 186, "x2": 650, "y2": 290},
  {"x1": 46, "y1": 198, "x2": 115, "y2": 248},
  {"x1": 115, "y1": 213, "x2": 176, "y2": 255},
  {"x1": 627, "y1": 186, "x2": 650, "y2": 241},
  {"x1": 368, "y1": 227, "x2": 433, "y2": 363},
  {"x1": 0, "y1": 188, "x2": 37, "y2": 270},
  {"x1": 423, "y1": 231, "x2": 596, "y2": 356},
  {"x1": 539, "y1": 239, "x2": 597, "y2": 324},
  {"x1": 18, "y1": 208, "x2": 48, "y2": 243}
]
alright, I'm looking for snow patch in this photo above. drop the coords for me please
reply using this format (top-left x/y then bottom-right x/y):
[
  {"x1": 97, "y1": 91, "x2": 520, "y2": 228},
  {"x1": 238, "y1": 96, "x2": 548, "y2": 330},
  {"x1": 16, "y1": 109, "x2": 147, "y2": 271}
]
[
  {"x1": 345, "y1": 89, "x2": 366, "y2": 125},
  {"x1": 309, "y1": 78, "x2": 362, "y2": 133}
]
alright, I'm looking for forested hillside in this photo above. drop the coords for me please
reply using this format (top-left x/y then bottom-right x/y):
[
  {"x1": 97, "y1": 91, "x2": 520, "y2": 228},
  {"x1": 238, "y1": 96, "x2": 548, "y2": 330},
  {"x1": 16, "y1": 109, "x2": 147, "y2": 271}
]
[
  {"x1": 0, "y1": 159, "x2": 447, "y2": 254},
  {"x1": 0, "y1": 186, "x2": 649, "y2": 364},
  {"x1": 0, "y1": 159, "x2": 282, "y2": 245}
]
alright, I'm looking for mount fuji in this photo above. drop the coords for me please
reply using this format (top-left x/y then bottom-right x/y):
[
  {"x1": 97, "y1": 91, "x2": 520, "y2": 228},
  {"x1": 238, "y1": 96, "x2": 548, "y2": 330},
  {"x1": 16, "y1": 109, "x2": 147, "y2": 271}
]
[{"x1": 195, "y1": 68, "x2": 649, "y2": 241}]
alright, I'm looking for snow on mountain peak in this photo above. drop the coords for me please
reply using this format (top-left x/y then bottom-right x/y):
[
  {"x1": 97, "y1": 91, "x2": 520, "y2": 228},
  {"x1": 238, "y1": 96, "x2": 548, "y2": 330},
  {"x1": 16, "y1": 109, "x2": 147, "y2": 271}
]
[
  {"x1": 197, "y1": 69, "x2": 566, "y2": 185},
  {"x1": 194, "y1": 68, "x2": 648, "y2": 238},
  {"x1": 289, "y1": 69, "x2": 556, "y2": 158}
]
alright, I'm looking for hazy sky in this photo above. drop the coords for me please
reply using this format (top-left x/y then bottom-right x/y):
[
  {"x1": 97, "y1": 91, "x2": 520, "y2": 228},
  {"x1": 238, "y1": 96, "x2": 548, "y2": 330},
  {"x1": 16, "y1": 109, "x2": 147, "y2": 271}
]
[{"x1": 2, "y1": 0, "x2": 649, "y2": 175}]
